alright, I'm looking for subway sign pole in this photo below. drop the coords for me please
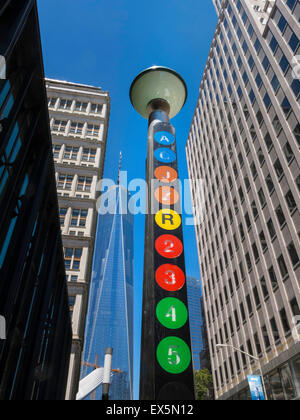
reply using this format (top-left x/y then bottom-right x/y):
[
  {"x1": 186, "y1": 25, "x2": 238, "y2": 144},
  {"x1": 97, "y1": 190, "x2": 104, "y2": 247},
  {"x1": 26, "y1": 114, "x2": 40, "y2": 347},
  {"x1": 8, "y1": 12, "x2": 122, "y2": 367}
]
[{"x1": 130, "y1": 67, "x2": 195, "y2": 400}]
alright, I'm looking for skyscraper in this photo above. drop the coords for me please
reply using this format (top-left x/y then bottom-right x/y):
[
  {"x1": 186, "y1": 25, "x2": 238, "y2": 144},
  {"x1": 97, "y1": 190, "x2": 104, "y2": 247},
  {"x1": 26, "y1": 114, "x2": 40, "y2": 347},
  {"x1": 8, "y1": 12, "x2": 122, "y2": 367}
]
[
  {"x1": 186, "y1": 277, "x2": 204, "y2": 371},
  {"x1": 80, "y1": 177, "x2": 134, "y2": 400},
  {"x1": 0, "y1": 0, "x2": 71, "y2": 400},
  {"x1": 186, "y1": 0, "x2": 300, "y2": 400},
  {"x1": 46, "y1": 79, "x2": 110, "y2": 400}
]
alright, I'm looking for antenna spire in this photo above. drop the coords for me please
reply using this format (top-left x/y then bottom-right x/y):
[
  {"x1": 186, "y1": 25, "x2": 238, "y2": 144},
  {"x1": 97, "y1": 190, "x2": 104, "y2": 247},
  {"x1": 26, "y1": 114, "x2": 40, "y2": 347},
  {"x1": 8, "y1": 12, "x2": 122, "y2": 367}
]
[{"x1": 117, "y1": 151, "x2": 122, "y2": 184}]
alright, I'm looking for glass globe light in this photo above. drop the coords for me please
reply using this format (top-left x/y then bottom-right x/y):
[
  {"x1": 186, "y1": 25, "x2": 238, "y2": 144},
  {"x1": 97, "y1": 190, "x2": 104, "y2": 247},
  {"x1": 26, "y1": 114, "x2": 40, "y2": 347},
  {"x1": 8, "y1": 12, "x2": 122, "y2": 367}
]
[{"x1": 130, "y1": 66, "x2": 187, "y2": 119}]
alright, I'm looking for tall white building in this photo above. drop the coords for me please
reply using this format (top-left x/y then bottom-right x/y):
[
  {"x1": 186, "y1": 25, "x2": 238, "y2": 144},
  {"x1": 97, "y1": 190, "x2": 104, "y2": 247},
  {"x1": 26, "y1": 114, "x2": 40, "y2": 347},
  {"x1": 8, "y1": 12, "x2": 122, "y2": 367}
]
[
  {"x1": 186, "y1": 0, "x2": 300, "y2": 400},
  {"x1": 46, "y1": 79, "x2": 110, "y2": 400}
]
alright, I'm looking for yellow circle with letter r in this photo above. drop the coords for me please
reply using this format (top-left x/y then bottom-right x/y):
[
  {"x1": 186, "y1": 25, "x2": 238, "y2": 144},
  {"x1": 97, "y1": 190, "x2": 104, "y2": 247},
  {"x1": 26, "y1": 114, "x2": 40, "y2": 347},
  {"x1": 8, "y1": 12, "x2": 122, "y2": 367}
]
[{"x1": 155, "y1": 209, "x2": 181, "y2": 231}]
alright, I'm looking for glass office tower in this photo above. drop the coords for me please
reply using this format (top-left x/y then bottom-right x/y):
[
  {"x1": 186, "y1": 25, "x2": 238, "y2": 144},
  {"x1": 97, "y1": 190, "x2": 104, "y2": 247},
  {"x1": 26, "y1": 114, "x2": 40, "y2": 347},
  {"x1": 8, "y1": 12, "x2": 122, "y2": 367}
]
[{"x1": 81, "y1": 184, "x2": 134, "y2": 400}]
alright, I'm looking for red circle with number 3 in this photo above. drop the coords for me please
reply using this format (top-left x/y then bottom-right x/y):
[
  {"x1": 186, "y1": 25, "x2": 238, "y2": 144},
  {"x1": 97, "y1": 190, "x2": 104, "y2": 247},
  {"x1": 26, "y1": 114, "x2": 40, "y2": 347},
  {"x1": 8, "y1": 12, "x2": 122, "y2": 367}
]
[
  {"x1": 156, "y1": 264, "x2": 186, "y2": 292},
  {"x1": 155, "y1": 235, "x2": 183, "y2": 259}
]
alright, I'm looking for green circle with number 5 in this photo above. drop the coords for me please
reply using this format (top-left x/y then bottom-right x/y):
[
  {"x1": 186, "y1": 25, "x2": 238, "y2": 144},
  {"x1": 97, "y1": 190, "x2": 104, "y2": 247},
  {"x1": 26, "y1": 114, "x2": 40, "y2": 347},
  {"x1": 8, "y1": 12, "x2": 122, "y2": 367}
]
[
  {"x1": 157, "y1": 337, "x2": 191, "y2": 374},
  {"x1": 156, "y1": 298, "x2": 188, "y2": 329}
]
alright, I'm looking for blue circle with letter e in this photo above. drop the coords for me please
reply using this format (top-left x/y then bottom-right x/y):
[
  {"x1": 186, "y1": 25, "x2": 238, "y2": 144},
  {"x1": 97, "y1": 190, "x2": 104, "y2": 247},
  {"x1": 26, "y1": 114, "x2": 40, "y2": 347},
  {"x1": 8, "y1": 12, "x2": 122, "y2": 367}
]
[
  {"x1": 154, "y1": 131, "x2": 175, "y2": 146},
  {"x1": 154, "y1": 148, "x2": 176, "y2": 164}
]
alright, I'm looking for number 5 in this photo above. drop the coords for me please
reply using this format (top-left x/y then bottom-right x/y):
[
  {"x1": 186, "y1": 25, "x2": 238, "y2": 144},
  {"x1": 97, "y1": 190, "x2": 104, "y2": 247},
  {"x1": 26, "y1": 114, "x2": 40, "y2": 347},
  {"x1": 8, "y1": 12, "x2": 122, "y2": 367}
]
[{"x1": 168, "y1": 346, "x2": 180, "y2": 365}]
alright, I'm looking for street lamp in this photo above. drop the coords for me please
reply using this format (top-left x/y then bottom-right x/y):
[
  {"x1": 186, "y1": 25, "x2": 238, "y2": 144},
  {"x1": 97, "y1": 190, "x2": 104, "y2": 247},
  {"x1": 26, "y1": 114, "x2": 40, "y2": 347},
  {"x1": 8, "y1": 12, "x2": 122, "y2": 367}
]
[
  {"x1": 216, "y1": 344, "x2": 268, "y2": 400},
  {"x1": 130, "y1": 66, "x2": 187, "y2": 121},
  {"x1": 130, "y1": 67, "x2": 195, "y2": 400}
]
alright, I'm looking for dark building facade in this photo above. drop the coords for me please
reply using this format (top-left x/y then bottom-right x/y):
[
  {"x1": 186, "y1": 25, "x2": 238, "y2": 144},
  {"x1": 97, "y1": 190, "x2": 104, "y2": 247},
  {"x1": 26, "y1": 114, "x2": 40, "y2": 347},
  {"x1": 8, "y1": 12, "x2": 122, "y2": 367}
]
[{"x1": 0, "y1": 0, "x2": 71, "y2": 400}]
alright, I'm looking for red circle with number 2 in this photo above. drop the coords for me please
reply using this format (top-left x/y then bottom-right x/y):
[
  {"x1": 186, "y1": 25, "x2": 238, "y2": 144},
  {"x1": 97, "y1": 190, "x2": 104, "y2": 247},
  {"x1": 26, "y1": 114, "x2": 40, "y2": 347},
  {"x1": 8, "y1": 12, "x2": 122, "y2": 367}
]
[{"x1": 155, "y1": 235, "x2": 183, "y2": 259}]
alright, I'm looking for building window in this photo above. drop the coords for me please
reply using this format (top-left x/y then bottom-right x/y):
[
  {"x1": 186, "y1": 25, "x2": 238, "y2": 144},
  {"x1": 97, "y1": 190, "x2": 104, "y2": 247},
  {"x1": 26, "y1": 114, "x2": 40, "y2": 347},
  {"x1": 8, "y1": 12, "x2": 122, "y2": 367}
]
[
  {"x1": 87, "y1": 124, "x2": 100, "y2": 138},
  {"x1": 259, "y1": 231, "x2": 268, "y2": 252},
  {"x1": 262, "y1": 325, "x2": 271, "y2": 349},
  {"x1": 57, "y1": 174, "x2": 74, "y2": 190},
  {"x1": 266, "y1": 175, "x2": 275, "y2": 194},
  {"x1": 258, "y1": 189, "x2": 267, "y2": 208},
  {"x1": 274, "y1": 159, "x2": 284, "y2": 179},
  {"x1": 70, "y1": 122, "x2": 84, "y2": 135},
  {"x1": 285, "y1": 190, "x2": 297, "y2": 213},
  {"x1": 246, "y1": 295, "x2": 253, "y2": 316},
  {"x1": 77, "y1": 176, "x2": 92, "y2": 192},
  {"x1": 48, "y1": 98, "x2": 57, "y2": 108},
  {"x1": 267, "y1": 218, "x2": 276, "y2": 240},
  {"x1": 75, "y1": 101, "x2": 88, "y2": 112},
  {"x1": 268, "y1": 266, "x2": 279, "y2": 290},
  {"x1": 68, "y1": 296, "x2": 76, "y2": 316},
  {"x1": 254, "y1": 333, "x2": 262, "y2": 356},
  {"x1": 280, "y1": 308, "x2": 290, "y2": 335},
  {"x1": 275, "y1": 205, "x2": 286, "y2": 227},
  {"x1": 53, "y1": 120, "x2": 67, "y2": 133},
  {"x1": 82, "y1": 148, "x2": 96, "y2": 163},
  {"x1": 253, "y1": 286, "x2": 261, "y2": 308},
  {"x1": 287, "y1": 241, "x2": 299, "y2": 267},
  {"x1": 53, "y1": 144, "x2": 61, "y2": 159},
  {"x1": 278, "y1": 255, "x2": 289, "y2": 279},
  {"x1": 283, "y1": 142, "x2": 294, "y2": 164},
  {"x1": 252, "y1": 242, "x2": 259, "y2": 261},
  {"x1": 71, "y1": 209, "x2": 88, "y2": 227},
  {"x1": 63, "y1": 146, "x2": 79, "y2": 161},
  {"x1": 91, "y1": 103, "x2": 103, "y2": 114},
  {"x1": 270, "y1": 317, "x2": 280, "y2": 342},
  {"x1": 64, "y1": 248, "x2": 82, "y2": 271},
  {"x1": 59, "y1": 99, "x2": 72, "y2": 110},
  {"x1": 59, "y1": 207, "x2": 67, "y2": 226},
  {"x1": 260, "y1": 276, "x2": 269, "y2": 299}
]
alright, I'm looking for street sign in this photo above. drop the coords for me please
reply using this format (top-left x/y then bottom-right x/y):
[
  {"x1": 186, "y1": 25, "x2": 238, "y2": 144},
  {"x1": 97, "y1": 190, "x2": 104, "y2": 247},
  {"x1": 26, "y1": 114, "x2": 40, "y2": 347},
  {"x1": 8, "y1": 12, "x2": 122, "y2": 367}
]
[
  {"x1": 139, "y1": 121, "x2": 195, "y2": 400},
  {"x1": 247, "y1": 375, "x2": 265, "y2": 401}
]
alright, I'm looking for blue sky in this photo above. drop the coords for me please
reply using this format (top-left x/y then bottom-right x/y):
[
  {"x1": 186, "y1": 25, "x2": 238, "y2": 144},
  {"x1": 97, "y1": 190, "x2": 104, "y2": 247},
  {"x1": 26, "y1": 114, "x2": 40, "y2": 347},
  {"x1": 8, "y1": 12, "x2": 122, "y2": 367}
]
[{"x1": 37, "y1": 0, "x2": 217, "y2": 399}]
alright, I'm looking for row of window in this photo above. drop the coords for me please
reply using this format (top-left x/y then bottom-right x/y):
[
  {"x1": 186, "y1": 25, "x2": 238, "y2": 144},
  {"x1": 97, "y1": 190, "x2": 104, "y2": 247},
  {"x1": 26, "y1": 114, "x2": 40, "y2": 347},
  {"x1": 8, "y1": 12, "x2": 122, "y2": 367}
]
[
  {"x1": 48, "y1": 97, "x2": 103, "y2": 115},
  {"x1": 57, "y1": 173, "x2": 93, "y2": 193},
  {"x1": 53, "y1": 144, "x2": 97, "y2": 164},
  {"x1": 52, "y1": 119, "x2": 101, "y2": 139}
]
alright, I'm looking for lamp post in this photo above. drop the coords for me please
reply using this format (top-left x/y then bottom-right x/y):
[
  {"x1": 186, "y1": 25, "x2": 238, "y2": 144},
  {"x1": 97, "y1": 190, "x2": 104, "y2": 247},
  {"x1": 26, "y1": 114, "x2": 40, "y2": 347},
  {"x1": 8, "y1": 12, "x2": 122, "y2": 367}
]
[
  {"x1": 216, "y1": 344, "x2": 268, "y2": 400},
  {"x1": 102, "y1": 348, "x2": 113, "y2": 400},
  {"x1": 130, "y1": 66, "x2": 195, "y2": 400}
]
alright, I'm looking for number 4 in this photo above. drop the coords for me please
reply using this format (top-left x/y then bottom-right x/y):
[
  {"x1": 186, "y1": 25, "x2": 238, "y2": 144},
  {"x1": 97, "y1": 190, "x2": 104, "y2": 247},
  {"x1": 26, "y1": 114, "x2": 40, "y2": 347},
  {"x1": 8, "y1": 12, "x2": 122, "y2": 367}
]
[{"x1": 166, "y1": 305, "x2": 176, "y2": 322}]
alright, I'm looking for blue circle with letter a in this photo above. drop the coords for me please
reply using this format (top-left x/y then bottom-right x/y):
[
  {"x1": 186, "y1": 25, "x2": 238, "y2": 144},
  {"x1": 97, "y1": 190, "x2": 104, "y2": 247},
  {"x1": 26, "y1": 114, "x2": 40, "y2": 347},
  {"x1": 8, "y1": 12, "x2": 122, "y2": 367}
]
[
  {"x1": 154, "y1": 148, "x2": 176, "y2": 164},
  {"x1": 154, "y1": 131, "x2": 175, "y2": 146}
]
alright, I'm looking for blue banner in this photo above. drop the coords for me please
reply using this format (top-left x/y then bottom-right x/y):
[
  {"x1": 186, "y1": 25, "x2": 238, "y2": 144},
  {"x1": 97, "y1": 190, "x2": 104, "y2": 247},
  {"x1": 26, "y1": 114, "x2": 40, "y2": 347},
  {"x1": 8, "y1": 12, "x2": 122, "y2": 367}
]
[{"x1": 247, "y1": 375, "x2": 265, "y2": 401}]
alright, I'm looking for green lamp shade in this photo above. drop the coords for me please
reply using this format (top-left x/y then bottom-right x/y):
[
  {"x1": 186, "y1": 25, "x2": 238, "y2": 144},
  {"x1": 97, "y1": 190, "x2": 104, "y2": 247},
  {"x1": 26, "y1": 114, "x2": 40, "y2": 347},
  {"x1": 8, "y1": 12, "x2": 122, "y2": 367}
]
[{"x1": 130, "y1": 66, "x2": 187, "y2": 119}]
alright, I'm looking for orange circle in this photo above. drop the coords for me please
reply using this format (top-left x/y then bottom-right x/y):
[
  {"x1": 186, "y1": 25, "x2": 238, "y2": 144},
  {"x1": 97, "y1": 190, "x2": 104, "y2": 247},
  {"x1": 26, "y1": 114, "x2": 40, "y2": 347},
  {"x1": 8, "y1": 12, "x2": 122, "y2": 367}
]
[
  {"x1": 155, "y1": 186, "x2": 179, "y2": 205},
  {"x1": 154, "y1": 166, "x2": 178, "y2": 183}
]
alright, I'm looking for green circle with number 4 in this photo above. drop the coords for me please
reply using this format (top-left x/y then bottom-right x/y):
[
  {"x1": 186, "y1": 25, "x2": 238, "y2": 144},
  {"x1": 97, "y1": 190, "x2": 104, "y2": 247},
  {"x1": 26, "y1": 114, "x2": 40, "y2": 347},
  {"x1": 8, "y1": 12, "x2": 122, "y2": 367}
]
[
  {"x1": 157, "y1": 337, "x2": 191, "y2": 374},
  {"x1": 156, "y1": 298, "x2": 188, "y2": 329}
]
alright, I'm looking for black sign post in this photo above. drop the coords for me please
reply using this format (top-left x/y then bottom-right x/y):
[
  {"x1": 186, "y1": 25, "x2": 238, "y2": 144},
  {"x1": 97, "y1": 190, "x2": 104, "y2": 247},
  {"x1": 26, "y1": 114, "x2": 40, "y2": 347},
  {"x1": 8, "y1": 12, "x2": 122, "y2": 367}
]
[{"x1": 130, "y1": 67, "x2": 195, "y2": 400}]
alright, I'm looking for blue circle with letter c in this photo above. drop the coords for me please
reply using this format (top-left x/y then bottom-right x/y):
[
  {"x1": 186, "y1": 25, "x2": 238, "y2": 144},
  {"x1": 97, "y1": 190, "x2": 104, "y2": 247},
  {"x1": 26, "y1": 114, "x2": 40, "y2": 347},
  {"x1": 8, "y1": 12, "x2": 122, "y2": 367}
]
[
  {"x1": 154, "y1": 131, "x2": 175, "y2": 146},
  {"x1": 154, "y1": 148, "x2": 176, "y2": 164}
]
